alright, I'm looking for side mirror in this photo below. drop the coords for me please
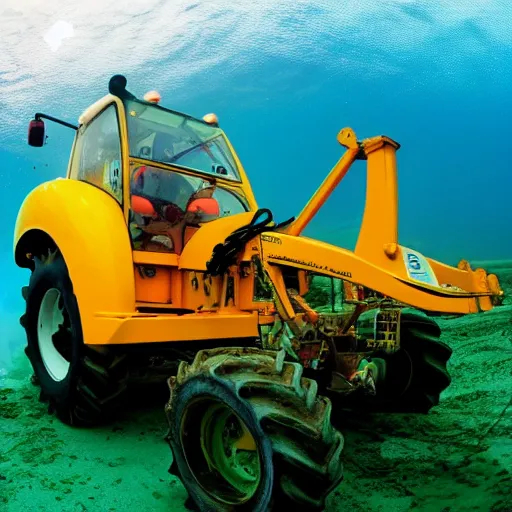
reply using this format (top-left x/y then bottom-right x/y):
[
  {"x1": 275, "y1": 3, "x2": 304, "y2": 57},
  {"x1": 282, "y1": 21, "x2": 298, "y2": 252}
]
[
  {"x1": 186, "y1": 197, "x2": 220, "y2": 222},
  {"x1": 131, "y1": 195, "x2": 157, "y2": 218},
  {"x1": 28, "y1": 119, "x2": 45, "y2": 147}
]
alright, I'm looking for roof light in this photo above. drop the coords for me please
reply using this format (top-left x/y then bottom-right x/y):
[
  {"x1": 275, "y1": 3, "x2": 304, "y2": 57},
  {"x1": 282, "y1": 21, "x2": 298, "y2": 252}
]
[
  {"x1": 143, "y1": 90, "x2": 161, "y2": 103},
  {"x1": 203, "y1": 113, "x2": 219, "y2": 126}
]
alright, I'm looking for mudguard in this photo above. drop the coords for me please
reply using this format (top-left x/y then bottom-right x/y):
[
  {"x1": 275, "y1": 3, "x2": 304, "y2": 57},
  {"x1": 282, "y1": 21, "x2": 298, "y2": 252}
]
[{"x1": 14, "y1": 179, "x2": 135, "y2": 344}]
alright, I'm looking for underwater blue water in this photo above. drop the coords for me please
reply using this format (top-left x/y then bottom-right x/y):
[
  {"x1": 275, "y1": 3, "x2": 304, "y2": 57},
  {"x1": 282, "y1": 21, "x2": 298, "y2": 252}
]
[{"x1": 1, "y1": 0, "x2": 512, "y2": 369}]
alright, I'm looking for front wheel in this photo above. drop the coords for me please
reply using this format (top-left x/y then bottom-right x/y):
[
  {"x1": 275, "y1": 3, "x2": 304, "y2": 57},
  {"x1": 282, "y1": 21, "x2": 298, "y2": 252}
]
[
  {"x1": 166, "y1": 347, "x2": 344, "y2": 511},
  {"x1": 22, "y1": 249, "x2": 128, "y2": 426}
]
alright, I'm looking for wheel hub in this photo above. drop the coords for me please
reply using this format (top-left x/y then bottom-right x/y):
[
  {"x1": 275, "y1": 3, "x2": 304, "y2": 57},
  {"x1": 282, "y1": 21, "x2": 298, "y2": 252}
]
[
  {"x1": 37, "y1": 288, "x2": 72, "y2": 382},
  {"x1": 181, "y1": 398, "x2": 261, "y2": 505}
]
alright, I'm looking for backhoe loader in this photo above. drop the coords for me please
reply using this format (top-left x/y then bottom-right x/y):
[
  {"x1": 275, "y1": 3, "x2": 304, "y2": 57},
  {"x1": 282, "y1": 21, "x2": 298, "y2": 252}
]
[{"x1": 14, "y1": 74, "x2": 504, "y2": 511}]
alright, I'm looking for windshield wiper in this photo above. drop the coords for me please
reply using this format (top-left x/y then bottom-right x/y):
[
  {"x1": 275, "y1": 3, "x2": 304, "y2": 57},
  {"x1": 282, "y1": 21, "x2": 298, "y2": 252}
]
[{"x1": 169, "y1": 134, "x2": 222, "y2": 165}]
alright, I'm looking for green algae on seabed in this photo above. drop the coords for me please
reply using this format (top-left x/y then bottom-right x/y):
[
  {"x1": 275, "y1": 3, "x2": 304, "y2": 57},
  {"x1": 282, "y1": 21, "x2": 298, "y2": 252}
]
[
  {"x1": 0, "y1": 355, "x2": 190, "y2": 512},
  {"x1": 0, "y1": 261, "x2": 511, "y2": 512},
  {"x1": 0, "y1": 388, "x2": 23, "y2": 420}
]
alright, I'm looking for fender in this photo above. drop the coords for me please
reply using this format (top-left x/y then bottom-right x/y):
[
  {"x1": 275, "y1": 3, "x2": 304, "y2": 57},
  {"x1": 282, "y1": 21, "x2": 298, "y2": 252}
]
[{"x1": 14, "y1": 179, "x2": 135, "y2": 343}]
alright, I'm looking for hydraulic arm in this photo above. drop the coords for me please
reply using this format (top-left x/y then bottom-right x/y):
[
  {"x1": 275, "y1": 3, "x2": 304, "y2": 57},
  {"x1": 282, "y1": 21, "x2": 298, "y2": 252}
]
[{"x1": 281, "y1": 127, "x2": 503, "y2": 313}]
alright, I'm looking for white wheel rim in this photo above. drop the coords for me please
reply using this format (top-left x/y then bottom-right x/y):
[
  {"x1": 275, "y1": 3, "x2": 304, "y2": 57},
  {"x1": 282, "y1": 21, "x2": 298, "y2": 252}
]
[{"x1": 37, "y1": 288, "x2": 71, "y2": 382}]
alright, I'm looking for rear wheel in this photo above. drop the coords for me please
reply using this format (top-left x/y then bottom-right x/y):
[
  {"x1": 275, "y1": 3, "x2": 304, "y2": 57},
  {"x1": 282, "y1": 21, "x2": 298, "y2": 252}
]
[
  {"x1": 21, "y1": 249, "x2": 128, "y2": 426},
  {"x1": 364, "y1": 310, "x2": 452, "y2": 413},
  {"x1": 166, "y1": 347, "x2": 344, "y2": 511}
]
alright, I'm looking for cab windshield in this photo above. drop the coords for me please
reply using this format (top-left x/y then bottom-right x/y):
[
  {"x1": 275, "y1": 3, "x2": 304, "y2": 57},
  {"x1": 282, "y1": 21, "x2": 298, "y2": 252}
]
[
  {"x1": 129, "y1": 163, "x2": 248, "y2": 254},
  {"x1": 124, "y1": 99, "x2": 241, "y2": 181}
]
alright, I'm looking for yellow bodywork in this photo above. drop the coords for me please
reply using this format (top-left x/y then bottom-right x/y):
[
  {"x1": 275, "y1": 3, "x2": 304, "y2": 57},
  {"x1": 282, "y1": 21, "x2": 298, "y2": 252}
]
[
  {"x1": 14, "y1": 94, "x2": 503, "y2": 347},
  {"x1": 13, "y1": 179, "x2": 136, "y2": 344}
]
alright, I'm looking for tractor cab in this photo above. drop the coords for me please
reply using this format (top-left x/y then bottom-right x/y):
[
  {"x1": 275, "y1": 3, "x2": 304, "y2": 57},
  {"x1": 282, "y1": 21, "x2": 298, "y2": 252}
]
[
  {"x1": 122, "y1": 95, "x2": 253, "y2": 254},
  {"x1": 27, "y1": 75, "x2": 258, "y2": 256}
]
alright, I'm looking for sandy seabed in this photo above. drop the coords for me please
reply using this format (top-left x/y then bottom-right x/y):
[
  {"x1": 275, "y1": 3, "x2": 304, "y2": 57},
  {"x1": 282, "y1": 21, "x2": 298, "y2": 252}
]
[{"x1": 1, "y1": 262, "x2": 511, "y2": 512}]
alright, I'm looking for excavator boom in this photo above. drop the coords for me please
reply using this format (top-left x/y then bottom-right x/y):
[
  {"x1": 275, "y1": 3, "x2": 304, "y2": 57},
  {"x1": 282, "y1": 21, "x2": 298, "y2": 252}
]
[
  {"x1": 280, "y1": 126, "x2": 503, "y2": 313},
  {"x1": 259, "y1": 233, "x2": 500, "y2": 317}
]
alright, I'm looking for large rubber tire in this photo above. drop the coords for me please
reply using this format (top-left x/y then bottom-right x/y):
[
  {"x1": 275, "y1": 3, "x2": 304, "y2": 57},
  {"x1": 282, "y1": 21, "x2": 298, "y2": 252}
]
[
  {"x1": 165, "y1": 347, "x2": 344, "y2": 511},
  {"x1": 366, "y1": 310, "x2": 452, "y2": 414},
  {"x1": 21, "y1": 249, "x2": 129, "y2": 426}
]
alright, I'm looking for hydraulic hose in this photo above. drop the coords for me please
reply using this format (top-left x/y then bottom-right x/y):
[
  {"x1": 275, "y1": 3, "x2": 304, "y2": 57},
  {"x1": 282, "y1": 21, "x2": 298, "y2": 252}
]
[{"x1": 206, "y1": 209, "x2": 294, "y2": 276}]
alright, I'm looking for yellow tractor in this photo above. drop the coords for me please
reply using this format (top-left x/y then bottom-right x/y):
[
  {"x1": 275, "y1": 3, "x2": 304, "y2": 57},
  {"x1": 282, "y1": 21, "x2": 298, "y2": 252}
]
[{"x1": 14, "y1": 75, "x2": 503, "y2": 511}]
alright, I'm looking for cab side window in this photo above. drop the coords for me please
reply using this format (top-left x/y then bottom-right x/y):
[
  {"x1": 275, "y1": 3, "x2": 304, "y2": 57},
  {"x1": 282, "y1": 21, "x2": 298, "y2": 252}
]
[{"x1": 72, "y1": 104, "x2": 123, "y2": 203}]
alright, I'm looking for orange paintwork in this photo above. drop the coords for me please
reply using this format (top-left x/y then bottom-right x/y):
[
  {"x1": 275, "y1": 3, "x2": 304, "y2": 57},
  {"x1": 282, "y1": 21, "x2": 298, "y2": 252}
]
[
  {"x1": 354, "y1": 137, "x2": 400, "y2": 266},
  {"x1": 14, "y1": 85, "x2": 503, "y2": 348},
  {"x1": 13, "y1": 179, "x2": 136, "y2": 345},
  {"x1": 259, "y1": 234, "x2": 493, "y2": 315},
  {"x1": 90, "y1": 311, "x2": 259, "y2": 344},
  {"x1": 133, "y1": 250, "x2": 179, "y2": 267},
  {"x1": 179, "y1": 212, "x2": 256, "y2": 271},
  {"x1": 134, "y1": 265, "x2": 173, "y2": 304},
  {"x1": 286, "y1": 127, "x2": 360, "y2": 237}
]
